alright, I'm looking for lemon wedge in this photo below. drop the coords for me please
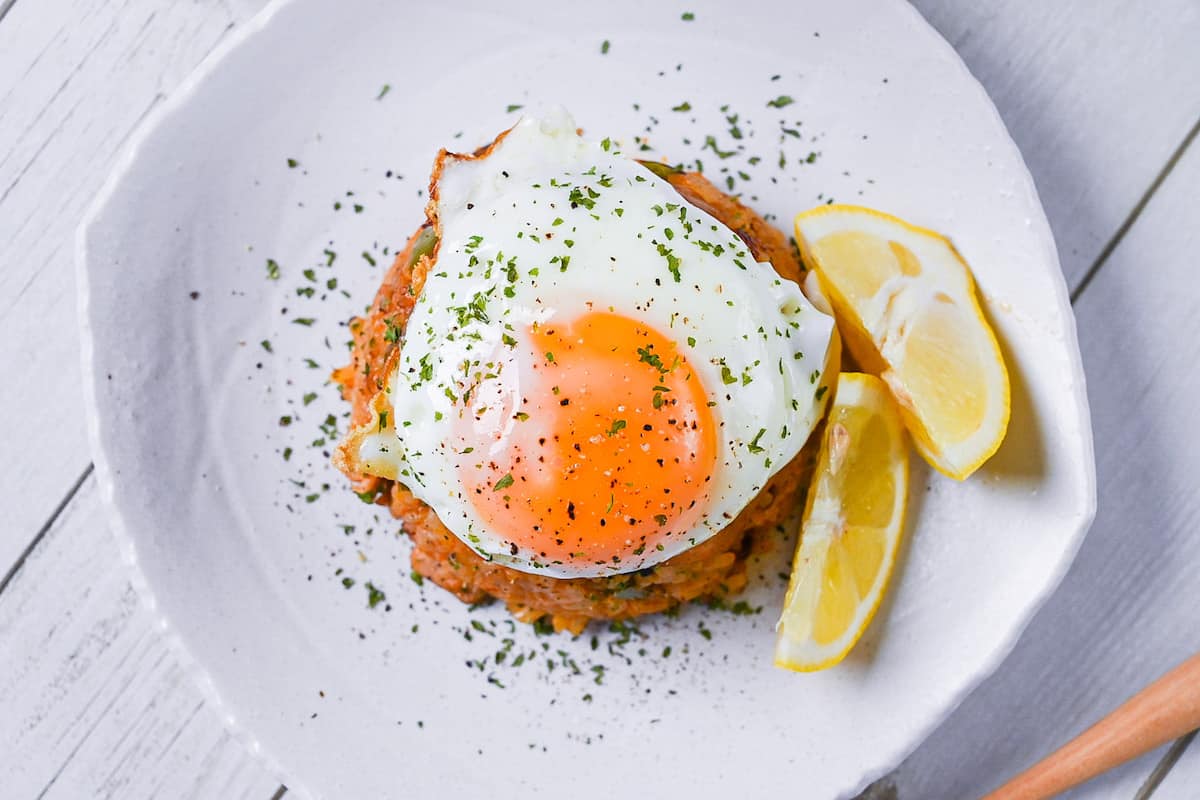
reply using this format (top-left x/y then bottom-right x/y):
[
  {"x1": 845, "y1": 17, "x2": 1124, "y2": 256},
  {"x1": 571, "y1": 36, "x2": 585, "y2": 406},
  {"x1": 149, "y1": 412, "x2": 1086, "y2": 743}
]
[
  {"x1": 775, "y1": 372, "x2": 908, "y2": 672},
  {"x1": 794, "y1": 205, "x2": 1010, "y2": 480}
]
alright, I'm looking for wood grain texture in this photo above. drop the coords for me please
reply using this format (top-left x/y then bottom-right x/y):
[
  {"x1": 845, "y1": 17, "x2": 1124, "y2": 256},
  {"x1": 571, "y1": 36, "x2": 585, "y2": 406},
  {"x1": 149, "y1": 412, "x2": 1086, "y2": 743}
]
[
  {"x1": 0, "y1": 1, "x2": 1197, "y2": 799},
  {"x1": 911, "y1": 0, "x2": 1200, "y2": 289},
  {"x1": 0, "y1": 0, "x2": 268, "y2": 574},
  {"x1": 0, "y1": 475, "x2": 279, "y2": 799},
  {"x1": 891, "y1": 123, "x2": 1200, "y2": 800},
  {"x1": 0, "y1": 0, "x2": 277, "y2": 797},
  {"x1": 982, "y1": 654, "x2": 1200, "y2": 799},
  {"x1": 1143, "y1": 736, "x2": 1199, "y2": 799}
]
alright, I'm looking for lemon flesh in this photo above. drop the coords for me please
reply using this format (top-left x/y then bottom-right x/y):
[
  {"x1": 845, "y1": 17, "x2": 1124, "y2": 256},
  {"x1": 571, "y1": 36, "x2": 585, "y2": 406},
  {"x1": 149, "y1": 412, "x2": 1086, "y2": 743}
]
[
  {"x1": 795, "y1": 205, "x2": 1010, "y2": 480},
  {"x1": 775, "y1": 372, "x2": 908, "y2": 672}
]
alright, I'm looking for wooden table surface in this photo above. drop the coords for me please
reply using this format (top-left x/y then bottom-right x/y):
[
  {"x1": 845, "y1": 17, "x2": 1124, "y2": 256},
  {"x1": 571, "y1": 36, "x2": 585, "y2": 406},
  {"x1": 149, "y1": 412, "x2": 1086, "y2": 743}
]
[{"x1": 2, "y1": 1, "x2": 1198, "y2": 798}]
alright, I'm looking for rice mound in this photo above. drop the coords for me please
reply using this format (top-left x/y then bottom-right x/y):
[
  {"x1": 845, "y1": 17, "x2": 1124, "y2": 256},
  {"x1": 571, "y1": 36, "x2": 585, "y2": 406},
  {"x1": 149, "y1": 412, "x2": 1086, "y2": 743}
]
[{"x1": 333, "y1": 164, "x2": 814, "y2": 633}]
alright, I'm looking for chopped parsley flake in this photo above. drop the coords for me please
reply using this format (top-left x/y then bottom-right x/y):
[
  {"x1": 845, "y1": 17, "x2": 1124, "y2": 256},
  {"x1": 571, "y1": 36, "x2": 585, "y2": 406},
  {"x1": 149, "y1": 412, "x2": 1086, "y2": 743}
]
[
  {"x1": 656, "y1": 242, "x2": 681, "y2": 282},
  {"x1": 493, "y1": 473, "x2": 515, "y2": 491},
  {"x1": 637, "y1": 346, "x2": 667, "y2": 374},
  {"x1": 702, "y1": 135, "x2": 736, "y2": 159},
  {"x1": 767, "y1": 95, "x2": 795, "y2": 108},
  {"x1": 567, "y1": 186, "x2": 597, "y2": 210}
]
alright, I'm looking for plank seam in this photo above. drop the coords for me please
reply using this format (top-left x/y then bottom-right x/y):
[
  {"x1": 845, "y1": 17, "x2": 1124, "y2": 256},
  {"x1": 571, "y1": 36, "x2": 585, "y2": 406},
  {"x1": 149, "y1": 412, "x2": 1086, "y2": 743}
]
[
  {"x1": 0, "y1": 464, "x2": 93, "y2": 598},
  {"x1": 0, "y1": 18, "x2": 115, "y2": 200},
  {"x1": 1071, "y1": 115, "x2": 1200, "y2": 304},
  {"x1": 34, "y1": 631, "x2": 151, "y2": 800},
  {"x1": 1136, "y1": 731, "x2": 1198, "y2": 800},
  {"x1": 153, "y1": 700, "x2": 207, "y2": 764}
]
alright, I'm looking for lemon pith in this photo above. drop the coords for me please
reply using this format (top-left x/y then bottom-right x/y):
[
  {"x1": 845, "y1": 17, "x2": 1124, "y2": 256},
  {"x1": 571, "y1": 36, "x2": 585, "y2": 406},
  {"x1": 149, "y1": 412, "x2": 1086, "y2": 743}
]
[{"x1": 794, "y1": 205, "x2": 1010, "y2": 480}]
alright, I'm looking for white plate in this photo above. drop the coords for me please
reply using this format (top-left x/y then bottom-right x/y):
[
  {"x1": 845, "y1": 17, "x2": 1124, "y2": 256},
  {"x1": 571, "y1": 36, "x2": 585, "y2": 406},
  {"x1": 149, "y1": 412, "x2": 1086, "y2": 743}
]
[{"x1": 78, "y1": 1, "x2": 1095, "y2": 797}]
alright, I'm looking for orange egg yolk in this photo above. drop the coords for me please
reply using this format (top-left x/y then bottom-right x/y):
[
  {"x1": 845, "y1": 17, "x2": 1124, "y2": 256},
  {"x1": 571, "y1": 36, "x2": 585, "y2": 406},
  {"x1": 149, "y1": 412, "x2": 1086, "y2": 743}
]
[{"x1": 453, "y1": 311, "x2": 717, "y2": 569}]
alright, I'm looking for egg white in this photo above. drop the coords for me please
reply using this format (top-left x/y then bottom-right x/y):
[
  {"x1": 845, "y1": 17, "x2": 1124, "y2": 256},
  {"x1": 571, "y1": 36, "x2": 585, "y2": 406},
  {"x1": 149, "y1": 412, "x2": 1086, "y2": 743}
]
[{"x1": 356, "y1": 109, "x2": 835, "y2": 577}]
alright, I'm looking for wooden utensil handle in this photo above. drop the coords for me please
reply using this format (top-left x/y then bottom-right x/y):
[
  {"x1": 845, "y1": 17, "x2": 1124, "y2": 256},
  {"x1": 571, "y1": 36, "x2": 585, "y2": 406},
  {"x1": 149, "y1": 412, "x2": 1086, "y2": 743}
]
[{"x1": 981, "y1": 652, "x2": 1200, "y2": 800}]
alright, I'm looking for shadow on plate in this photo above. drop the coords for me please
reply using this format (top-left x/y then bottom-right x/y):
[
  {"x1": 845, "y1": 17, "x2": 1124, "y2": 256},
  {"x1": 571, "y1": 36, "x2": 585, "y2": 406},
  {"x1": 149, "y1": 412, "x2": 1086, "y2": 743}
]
[{"x1": 978, "y1": 316, "x2": 1047, "y2": 486}]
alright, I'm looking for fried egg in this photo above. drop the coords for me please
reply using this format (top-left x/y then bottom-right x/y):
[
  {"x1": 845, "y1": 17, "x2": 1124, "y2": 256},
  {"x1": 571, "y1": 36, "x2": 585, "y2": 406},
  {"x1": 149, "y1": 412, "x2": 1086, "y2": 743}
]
[{"x1": 344, "y1": 109, "x2": 836, "y2": 578}]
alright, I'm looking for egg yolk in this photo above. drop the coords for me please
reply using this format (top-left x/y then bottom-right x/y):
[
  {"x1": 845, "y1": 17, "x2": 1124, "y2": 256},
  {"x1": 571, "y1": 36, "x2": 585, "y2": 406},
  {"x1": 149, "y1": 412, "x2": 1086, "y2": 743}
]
[{"x1": 454, "y1": 311, "x2": 717, "y2": 569}]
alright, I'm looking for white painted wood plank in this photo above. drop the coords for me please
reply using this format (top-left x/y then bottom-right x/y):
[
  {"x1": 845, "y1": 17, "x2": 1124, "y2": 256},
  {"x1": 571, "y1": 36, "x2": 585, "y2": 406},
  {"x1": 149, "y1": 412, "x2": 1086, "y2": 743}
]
[
  {"x1": 0, "y1": 1, "x2": 1195, "y2": 799},
  {"x1": 862, "y1": 748, "x2": 1173, "y2": 800},
  {"x1": 0, "y1": 474, "x2": 279, "y2": 799},
  {"x1": 0, "y1": 0, "x2": 268, "y2": 573},
  {"x1": 1146, "y1": 736, "x2": 1199, "y2": 799},
  {"x1": 911, "y1": 0, "x2": 1200, "y2": 288},
  {"x1": 890, "y1": 123, "x2": 1200, "y2": 797},
  {"x1": 0, "y1": 1, "x2": 276, "y2": 797}
]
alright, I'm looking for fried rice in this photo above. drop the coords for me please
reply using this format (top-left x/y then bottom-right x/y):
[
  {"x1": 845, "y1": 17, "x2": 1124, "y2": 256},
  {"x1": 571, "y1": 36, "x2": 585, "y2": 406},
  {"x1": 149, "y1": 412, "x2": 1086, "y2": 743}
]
[{"x1": 333, "y1": 155, "x2": 814, "y2": 634}]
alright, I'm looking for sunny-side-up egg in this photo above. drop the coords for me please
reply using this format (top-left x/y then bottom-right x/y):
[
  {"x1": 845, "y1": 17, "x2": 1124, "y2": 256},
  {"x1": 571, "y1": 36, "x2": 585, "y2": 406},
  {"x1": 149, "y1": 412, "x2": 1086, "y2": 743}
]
[{"x1": 347, "y1": 109, "x2": 835, "y2": 578}]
